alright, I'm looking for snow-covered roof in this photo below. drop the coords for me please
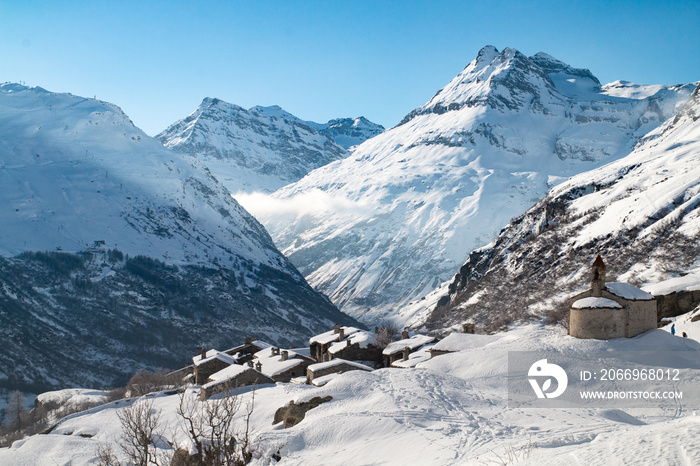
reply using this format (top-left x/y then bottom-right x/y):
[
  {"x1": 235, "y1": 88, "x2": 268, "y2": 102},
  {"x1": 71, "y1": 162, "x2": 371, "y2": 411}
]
[
  {"x1": 193, "y1": 350, "x2": 235, "y2": 367},
  {"x1": 431, "y1": 333, "x2": 501, "y2": 352},
  {"x1": 309, "y1": 372, "x2": 342, "y2": 387},
  {"x1": 224, "y1": 340, "x2": 272, "y2": 355},
  {"x1": 383, "y1": 335, "x2": 436, "y2": 355},
  {"x1": 208, "y1": 363, "x2": 248, "y2": 382},
  {"x1": 308, "y1": 359, "x2": 373, "y2": 373},
  {"x1": 201, "y1": 366, "x2": 271, "y2": 391},
  {"x1": 606, "y1": 282, "x2": 654, "y2": 301},
  {"x1": 391, "y1": 344, "x2": 434, "y2": 368},
  {"x1": 642, "y1": 268, "x2": 700, "y2": 296},
  {"x1": 328, "y1": 330, "x2": 377, "y2": 354},
  {"x1": 253, "y1": 348, "x2": 307, "y2": 377},
  {"x1": 572, "y1": 297, "x2": 622, "y2": 309},
  {"x1": 309, "y1": 327, "x2": 361, "y2": 345}
]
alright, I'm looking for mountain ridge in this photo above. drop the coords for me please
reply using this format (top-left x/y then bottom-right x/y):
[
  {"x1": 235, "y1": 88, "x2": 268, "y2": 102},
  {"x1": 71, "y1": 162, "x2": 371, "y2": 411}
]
[
  {"x1": 245, "y1": 46, "x2": 696, "y2": 326},
  {"x1": 157, "y1": 98, "x2": 383, "y2": 193}
]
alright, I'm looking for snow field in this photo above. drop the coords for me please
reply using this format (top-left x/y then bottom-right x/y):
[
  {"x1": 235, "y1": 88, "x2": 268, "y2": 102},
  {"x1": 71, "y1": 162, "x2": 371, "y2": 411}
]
[{"x1": 5, "y1": 323, "x2": 700, "y2": 465}]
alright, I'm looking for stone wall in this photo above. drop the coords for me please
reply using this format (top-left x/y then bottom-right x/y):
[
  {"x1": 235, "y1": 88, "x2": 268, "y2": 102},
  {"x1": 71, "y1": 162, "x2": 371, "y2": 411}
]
[
  {"x1": 306, "y1": 362, "x2": 371, "y2": 382},
  {"x1": 200, "y1": 369, "x2": 273, "y2": 400},
  {"x1": 569, "y1": 300, "x2": 657, "y2": 339},
  {"x1": 331, "y1": 343, "x2": 381, "y2": 365},
  {"x1": 656, "y1": 290, "x2": 700, "y2": 318},
  {"x1": 194, "y1": 359, "x2": 230, "y2": 385}
]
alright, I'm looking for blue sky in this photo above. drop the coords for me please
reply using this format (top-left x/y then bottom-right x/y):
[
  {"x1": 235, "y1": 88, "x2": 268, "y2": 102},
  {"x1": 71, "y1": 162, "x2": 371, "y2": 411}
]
[{"x1": 2, "y1": 0, "x2": 698, "y2": 135}]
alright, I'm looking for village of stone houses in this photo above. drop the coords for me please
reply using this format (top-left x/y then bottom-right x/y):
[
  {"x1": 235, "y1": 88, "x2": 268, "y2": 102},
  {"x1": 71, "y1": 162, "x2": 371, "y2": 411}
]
[{"x1": 3, "y1": 250, "x2": 700, "y2": 465}]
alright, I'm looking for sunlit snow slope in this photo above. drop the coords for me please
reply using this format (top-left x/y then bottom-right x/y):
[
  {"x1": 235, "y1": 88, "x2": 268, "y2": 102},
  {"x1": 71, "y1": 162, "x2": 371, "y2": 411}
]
[
  {"x1": 244, "y1": 46, "x2": 695, "y2": 325},
  {"x1": 0, "y1": 83, "x2": 357, "y2": 392}
]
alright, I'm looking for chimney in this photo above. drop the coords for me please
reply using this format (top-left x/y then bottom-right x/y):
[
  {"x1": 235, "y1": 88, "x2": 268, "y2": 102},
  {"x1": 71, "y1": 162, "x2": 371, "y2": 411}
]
[
  {"x1": 245, "y1": 336, "x2": 254, "y2": 345},
  {"x1": 339, "y1": 327, "x2": 345, "y2": 340},
  {"x1": 401, "y1": 330, "x2": 409, "y2": 340},
  {"x1": 255, "y1": 361, "x2": 262, "y2": 372},
  {"x1": 346, "y1": 339, "x2": 351, "y2": 347},
  {"x1": 271, "y1": 347, "x2": 276, "y2": 357},
  {"x1": 281, "y1": 350, "x2": 289, "y2": 361},
  {"x1": 247, "y1": 360, "x2": 254, "y2": 367},
  {"x1": 402, "y1": 347, "x2": 410, "y2": 361},
  {"x1": 333, "y1": 323, "x2": 340, "y2": 334},
  {"x1": 198, "y1": 347, "x2": 207, "y2": 359}
]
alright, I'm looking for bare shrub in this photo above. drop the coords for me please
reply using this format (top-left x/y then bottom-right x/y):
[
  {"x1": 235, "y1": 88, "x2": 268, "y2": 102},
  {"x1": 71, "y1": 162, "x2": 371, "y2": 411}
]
[
  {"x1": 486, "y1": 438, "x2": 536, "y2": 465},
  {"x1": 116, "y1": 398, "x2": 170, "y2": 466},
  {"x1": 176, "y1": 388, "x2": 257, "y2": 465},
  {"x1": 95, "y1": 441, "x2": 121, "y2": 466},
  {"x1": 544, "y1": 302, "x2": 570, "y2": 332},
  {"x1": 126, "y1": 369, "x2": 180, "y2": 398},
  {"x1": 374, "y1": 321, "x2": 400, "y2": 349}
]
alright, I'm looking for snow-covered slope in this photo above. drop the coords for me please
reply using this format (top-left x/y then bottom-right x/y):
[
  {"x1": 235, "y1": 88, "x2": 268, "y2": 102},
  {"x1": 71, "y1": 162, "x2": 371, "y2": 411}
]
[
  {"x1": 427, "y1": 84, "x2": 700, "y2": 332},
  {"x1": 157, "y1": 100, "x2": 380, "y2": 193},
  {"x1": 5, "y1": 323, "x2": 700, "y2": 465},
  {"x1": 0, "y1": 83, "x2": 359, "y2": 392},
  {"x1": 0, "y1": 85, "x2": 279, "y2": 265},
  {"x1": 242, "y1": 46, "x2": 695, "y2": 325}
]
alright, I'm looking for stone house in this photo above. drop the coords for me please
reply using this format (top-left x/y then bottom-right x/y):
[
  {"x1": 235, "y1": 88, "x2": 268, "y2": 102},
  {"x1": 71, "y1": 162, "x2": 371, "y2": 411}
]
[
  {"x1": 306, "y1": 359, "x2": 373, "y2": 386},
  {"x1": 222, "y1": 337, "x2": 271, "y2": 365},
  {"x1": 192, "y1": 349, "x2": 236, "y2": 385},
  {"x1": 309, "y1": 324, "x2": 362, "y2": 362},
  {"x1": 200, "y1": 364, "x2": 274, "y2": 400},
  {"x1": 568, "y1": 255, "x2": 657, "y2": 339},
  {"x1": 252, "y1": 347, "x2": 315, "y2": 383},
  {"x1": 326, "y1": 330, "x2": 381, "y2": 366},
  {"x1": 382, "y1": 331, "x2": 437, "y2": 367}
]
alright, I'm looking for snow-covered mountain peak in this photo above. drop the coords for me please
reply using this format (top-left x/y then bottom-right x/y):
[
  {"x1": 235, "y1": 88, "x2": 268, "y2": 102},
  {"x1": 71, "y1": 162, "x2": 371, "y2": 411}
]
[
  {"x1": 157, "y1": 99, "x2": 348, "y2": 193},
  {"x1": 310, "y1": 116, "x2": 385, "y2": 150},
  {"x1": 249, "y1": 48, "x2": 695, "y2": 326},
  {"x1": 430, "y1": 84, "x2": 700, "y2": 333},
  {"x1": 402, "y1": 46, "x2": 569, "y2": 125},
  {"x1": 249, "y1": 104, "x2": 300, "y2": 121},
  {"x1": 475, "y1": 44, "x2": 499, "y2": 62},
  {"x1": 0, "y1": 83, "x2": 281, "y2": 268}
]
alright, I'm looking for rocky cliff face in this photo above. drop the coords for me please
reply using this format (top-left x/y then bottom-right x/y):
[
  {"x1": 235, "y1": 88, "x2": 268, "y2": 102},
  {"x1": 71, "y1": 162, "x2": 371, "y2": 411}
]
[
  {"x1": 426, "y1": 84, "x2": 700, "y2": 333},
  {"x1": 308, "y1": 116, "x2": 384, "y2": 150}
]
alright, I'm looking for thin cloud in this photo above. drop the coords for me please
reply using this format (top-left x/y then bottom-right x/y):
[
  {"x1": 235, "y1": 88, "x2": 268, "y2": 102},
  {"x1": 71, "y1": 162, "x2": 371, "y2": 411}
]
[{"x1": 234, "y1": 189, "x2": 379, "y2": 220}]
